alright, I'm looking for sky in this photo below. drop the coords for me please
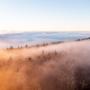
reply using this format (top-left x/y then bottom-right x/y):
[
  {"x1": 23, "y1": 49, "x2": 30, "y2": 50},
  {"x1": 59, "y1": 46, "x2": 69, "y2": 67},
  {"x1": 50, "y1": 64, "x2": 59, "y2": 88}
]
[{"x1": 0, "y1": 0, "x2": 90, "y2": 34}]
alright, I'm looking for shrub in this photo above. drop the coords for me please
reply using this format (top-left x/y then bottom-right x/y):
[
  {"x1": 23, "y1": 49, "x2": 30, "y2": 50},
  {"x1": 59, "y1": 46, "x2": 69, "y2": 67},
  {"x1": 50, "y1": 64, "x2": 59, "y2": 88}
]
[
  {"x1": 25, "y1": 44, "x2": 28, "y2": 48},
  {"x1": 9, "y1": 46, "x2": 13, "y2": 49}
]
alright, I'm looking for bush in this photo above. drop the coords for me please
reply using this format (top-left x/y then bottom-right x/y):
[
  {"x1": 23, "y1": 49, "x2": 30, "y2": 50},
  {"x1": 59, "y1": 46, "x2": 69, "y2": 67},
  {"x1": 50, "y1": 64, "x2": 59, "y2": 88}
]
[
  {"x1": 25, "y1": 44, "x2": 28, "y2": 48},
  {"x1": 10, "y1": 46, "x2": 13, "y2": 49}
]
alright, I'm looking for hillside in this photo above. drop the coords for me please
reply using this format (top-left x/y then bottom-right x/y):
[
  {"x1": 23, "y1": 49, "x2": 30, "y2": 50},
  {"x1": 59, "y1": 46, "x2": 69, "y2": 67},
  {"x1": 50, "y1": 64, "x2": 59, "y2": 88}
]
[{"x1": 0, "y1": 40, "x2": 90, "y2": 90}]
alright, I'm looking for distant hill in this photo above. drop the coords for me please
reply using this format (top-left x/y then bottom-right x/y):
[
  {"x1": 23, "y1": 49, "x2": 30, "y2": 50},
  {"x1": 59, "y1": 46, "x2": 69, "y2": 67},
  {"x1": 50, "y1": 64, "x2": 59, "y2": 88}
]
[{"x1": 0, "y1": 32, "x2": 90, "y2": 48}]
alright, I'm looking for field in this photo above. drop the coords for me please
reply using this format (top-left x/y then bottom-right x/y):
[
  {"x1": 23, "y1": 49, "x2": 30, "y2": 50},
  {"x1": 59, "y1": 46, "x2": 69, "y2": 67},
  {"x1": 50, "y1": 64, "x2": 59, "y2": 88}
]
[{"x1": 0, "y1": 40, "x2": 90, "y2": 90}]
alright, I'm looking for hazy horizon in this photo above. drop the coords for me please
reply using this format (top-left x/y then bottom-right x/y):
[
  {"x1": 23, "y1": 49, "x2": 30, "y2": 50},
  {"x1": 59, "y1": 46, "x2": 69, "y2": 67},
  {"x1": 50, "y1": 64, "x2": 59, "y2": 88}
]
[
  {"x1": 0, "y1": 0, "x2": 90, "y2": 34},
  {"x1": 0, "y1": 30, "x2": 90, "y2": 35}
]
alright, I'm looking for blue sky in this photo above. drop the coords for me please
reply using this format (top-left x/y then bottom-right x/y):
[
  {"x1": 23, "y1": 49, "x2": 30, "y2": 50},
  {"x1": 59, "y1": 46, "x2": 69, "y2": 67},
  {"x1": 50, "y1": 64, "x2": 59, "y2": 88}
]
[{"x1": 0, "y1": 0, "x2": 90, "y2": 33}]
